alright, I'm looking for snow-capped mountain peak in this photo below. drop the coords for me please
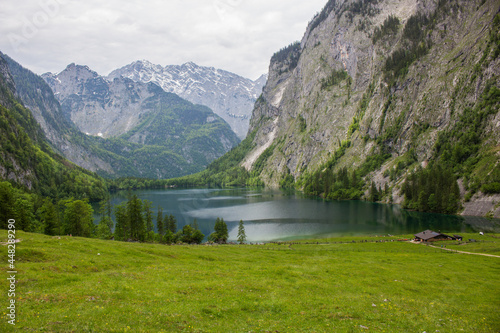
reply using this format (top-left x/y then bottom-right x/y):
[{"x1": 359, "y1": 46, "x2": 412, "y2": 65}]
[{"x1": 108, "y1": 60, "x2": 266, "y2": 138}]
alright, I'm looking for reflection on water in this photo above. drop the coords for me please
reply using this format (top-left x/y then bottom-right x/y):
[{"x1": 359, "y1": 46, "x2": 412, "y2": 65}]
[{"x1": 105, "y1": 188, "x2": 500, "y2": 242}]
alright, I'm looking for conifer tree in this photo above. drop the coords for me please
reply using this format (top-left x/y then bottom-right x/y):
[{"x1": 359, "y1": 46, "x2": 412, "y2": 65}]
[
  {"x1": 180, "y1": 224, "x2": 194, "y2": 244},
  {"x1": 369, "y1": 181, "x2": 379, "y2": 202},
  {"x1": 14, "y1": 195, "x2": 35, "y2": 232},
  {"x1": 237, "y1": 220, "x2": 246, "y2": 244},
  {"x1": 157, "y1": 207, "x2": 164, "y2": 236},
  {"x1": 167, "y1": 214, "x2": 177, "y2": 233},
  {"x1": 114, "y1": 202, "x2": 129, "y2": 241},
  {"x1": 127, "y1": 195, "x2": 144, "y2": 241},
  {"x1": 143, "y1": 200, "x2": 154, "y2": 241},
  {"x1": 209, "y1": 217, "x2": 228, "y2": 243},
  {"x1": 144, "y1": 200, "x2": 153, "y2": 233},
  {"x1": 192, "y1": 218, "x2": 199, "y2": 230},
  {"x1": 97, "y1": 199, "x2": 113, "y2": 239},
  {"x1": 41, "y1": 200, "x2": 59, "y2": 236}
]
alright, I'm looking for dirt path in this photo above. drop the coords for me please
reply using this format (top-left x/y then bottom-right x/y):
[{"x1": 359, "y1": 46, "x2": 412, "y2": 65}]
[{"x1": 409, "y1": 241, "x2": 500, "y2": 258}]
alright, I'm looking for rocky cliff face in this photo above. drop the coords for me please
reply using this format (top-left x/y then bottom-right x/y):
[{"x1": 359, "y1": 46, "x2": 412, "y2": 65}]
[
  {"x1": 43, "y1": 64, "x2": 165, "y2": 138},
  {"x1": 108, "y1": 60, "x2": 266, "y2": 139},
  {"x1": 242, "y1": 0, "x2": 500, "y2": 217}
]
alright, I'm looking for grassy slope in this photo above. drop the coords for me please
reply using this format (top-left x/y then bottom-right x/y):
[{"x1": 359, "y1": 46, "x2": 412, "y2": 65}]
[{"x1": 0, "y1": 231, "x2": 499, "y2": 332}]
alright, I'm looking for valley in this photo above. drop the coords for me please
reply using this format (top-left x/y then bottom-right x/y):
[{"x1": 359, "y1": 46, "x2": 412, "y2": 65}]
[{"x1": 1, "y1": 0, "x2": 500, "y2": 331}]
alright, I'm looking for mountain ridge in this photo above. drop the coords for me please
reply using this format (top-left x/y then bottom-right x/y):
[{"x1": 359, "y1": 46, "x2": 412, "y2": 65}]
[
  {"x1": 3, "y1": 55, "x2": 240, "y2": 179},
  {"x1": 107, "y1": 60, "x2": 266, "y2": 139}
]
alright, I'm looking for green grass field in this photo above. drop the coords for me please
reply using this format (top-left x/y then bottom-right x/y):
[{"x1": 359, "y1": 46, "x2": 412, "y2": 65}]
[{"x1": 0, "y1": 231, "x2": 499, "y2": 332}]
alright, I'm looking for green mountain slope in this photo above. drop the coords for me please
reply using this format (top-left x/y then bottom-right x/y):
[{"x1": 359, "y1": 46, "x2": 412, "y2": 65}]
[
  {"x1": 1, "y1": 53, "x2": 117, "y2": 174},
  {"x1": 0, "y1": 56, "x2": 108, "y2": 203}
]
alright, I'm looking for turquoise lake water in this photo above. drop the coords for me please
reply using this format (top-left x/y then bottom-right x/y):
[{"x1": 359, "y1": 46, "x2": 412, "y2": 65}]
[{"x1": 104, "y1": 187, "x2": 500, "y2": 242}]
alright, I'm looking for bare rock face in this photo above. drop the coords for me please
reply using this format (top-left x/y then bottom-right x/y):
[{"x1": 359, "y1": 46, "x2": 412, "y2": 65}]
[
  {"x1": 43, "y1": 64, "x2": 161, "y2": 138},
  {"x1": 242, "y1": 0, "x2": 500, "y2": 215},
  {"x1": 108, "y1": 60, "x2": 266, "y2": 139}
]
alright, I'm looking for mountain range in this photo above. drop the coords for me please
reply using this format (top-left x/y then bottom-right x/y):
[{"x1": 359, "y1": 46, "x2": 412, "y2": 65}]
[
  {"x1": 42, "y1": 61, "x2": 265, "y2": 140},
  {"x1": 108, "y1": 60, "x2": 266, "y2": 139},
  {"x1": 2, "y1": 54, "x2": 240, "y2": 179}
]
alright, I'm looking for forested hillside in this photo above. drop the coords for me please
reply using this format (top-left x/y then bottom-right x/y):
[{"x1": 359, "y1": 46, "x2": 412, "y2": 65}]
[{"x1": 0, "y1": 55, "x2": 108, "y2": 232}]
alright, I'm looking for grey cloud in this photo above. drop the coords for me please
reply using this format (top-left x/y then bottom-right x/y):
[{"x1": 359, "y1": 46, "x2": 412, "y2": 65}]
[{"x1": 0, "y1": 0, "x2": 327, "y2": 79}]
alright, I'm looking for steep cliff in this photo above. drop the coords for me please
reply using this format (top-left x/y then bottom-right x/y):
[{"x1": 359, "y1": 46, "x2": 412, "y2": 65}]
[{"x1": 241, "y1": 0, "x2": 500, "y2": 217}]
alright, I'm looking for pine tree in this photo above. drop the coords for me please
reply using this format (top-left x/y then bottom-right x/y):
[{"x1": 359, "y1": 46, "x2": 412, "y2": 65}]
[
  {"x1": 157, "y1": 207, "x2": 164, "y2": 236},
  {"x1": 143, "y1": 200, "x2": 154, "y2": 241},
  {"x1": 192, "y1": 218, "x2": 199, "y2": 230},
  {"x1": 114, "y1": 202, "x2": 129, "y2": 241},
  {"x1": 237, "y1": 220, "x2": 246, "y2": 244},
  {"x1": 210, "y1": 217, "x2": 228, "y2": 244},
  {"x1": 41, "y1": 200, "x2": 59, "y2": 236},
  {"x1": 127, "y1": 195, "x2": 144, "y2": 241},
  {"x1": 14, "y1": 195, "x2": 36, "y2": 232},
  {"x1": 427, "y1": 193, "x2": 437, "y2": 212},
  {"x1": 351, "y1": 169, "x2": 358, "y2": 189},
  {"x1": 167, "y1": 214, "x2": 177, "y2": 233},
  {"x1": 369, "y1": 181, "x2": 379, "y2": 202},
  {"x1": 144, "y1": 200, "x2": 153, "y2": 232},
  {"x1": 97, "y1": 199, "x2": 113, "y2": 239},
  {"x1": 180, "y1": 225, "x2": 194, "y2": 244}
]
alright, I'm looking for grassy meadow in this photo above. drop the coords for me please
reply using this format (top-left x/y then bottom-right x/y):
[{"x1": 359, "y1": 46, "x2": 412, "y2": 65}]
[{"x1": 0, "y1": 231, "x2": 499, "y2": 332}]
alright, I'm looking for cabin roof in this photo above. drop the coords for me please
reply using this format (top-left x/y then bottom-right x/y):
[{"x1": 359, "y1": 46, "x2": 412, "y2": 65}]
[{"x1": 414, "y1": 229, "x2": 451, "y2": 240}]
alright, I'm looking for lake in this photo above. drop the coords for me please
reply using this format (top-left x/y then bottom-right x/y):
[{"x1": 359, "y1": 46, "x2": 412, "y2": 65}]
[{"x1": 104, "y1": 187, "x2": 500, "y2": 242}]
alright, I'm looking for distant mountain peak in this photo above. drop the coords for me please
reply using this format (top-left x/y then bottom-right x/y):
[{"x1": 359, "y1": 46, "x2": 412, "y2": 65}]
[
  {"x1": 61, "y1": 63, "x2": 98, "y2": 77},
  {"x1": 182, "y1": 61, "x2": 198, "y2": 67},
  {"x1": 108, "y1": 60, "x2": 266, "y2": 139}
]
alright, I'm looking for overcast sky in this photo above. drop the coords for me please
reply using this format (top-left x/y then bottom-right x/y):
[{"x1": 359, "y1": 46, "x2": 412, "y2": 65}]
[{"x1": 0, "y1": 0, "x2": 327, "y2": 80}]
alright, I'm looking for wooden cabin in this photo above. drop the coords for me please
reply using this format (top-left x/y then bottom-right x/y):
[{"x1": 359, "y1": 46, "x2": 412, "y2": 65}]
[{"x1": 414, "y1": 230, "x2": 453, "y2": 242}]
